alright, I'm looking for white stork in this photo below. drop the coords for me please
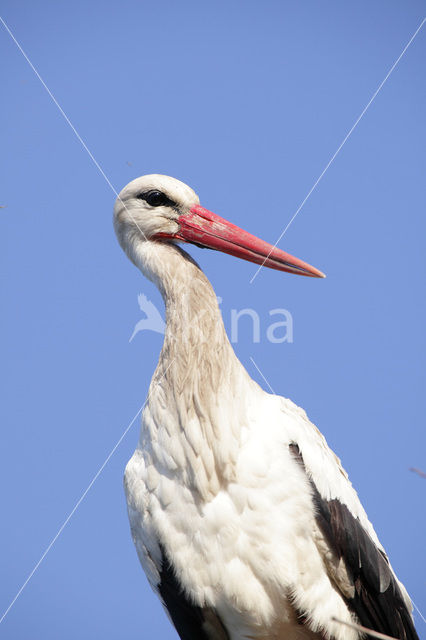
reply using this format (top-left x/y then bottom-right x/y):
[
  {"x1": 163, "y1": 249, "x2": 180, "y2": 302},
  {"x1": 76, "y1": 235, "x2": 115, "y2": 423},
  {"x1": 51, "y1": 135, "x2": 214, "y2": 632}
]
[{"x1": 114, "y1": 175, "x2": 418, "y2": 640}]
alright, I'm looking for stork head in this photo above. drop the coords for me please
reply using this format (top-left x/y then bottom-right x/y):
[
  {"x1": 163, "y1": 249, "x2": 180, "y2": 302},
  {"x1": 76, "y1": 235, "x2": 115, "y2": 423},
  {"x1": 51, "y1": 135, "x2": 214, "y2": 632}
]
[{"x1": 114, "y1": 174, "x2": 324, "y2": 278}]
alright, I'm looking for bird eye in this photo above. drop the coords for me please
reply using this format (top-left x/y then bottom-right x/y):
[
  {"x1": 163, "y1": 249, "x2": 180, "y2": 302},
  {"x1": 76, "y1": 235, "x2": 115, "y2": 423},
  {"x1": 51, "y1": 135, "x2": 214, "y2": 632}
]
[{"x1": 138, "y1": 190, "x2": 171, "y2": 207}]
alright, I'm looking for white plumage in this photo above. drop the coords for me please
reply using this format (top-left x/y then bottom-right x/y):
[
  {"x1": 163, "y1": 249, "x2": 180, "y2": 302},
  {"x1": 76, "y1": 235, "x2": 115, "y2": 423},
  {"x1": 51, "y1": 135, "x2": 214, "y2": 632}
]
[{"x1": 114, "y1": 175, "x2": 417, "y2": 640}]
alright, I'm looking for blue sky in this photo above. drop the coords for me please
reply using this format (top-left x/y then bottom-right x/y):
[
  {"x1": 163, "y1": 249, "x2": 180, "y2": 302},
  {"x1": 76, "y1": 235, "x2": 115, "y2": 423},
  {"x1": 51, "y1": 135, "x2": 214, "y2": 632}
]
[{"x1": 1, "y1": 1, "x2": 425, "y2": 638}]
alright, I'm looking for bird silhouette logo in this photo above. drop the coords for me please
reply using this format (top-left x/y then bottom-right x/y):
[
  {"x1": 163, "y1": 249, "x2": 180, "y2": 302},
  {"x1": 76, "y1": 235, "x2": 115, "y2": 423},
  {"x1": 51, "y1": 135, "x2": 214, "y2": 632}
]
[{"x1": 129, "y1": 294, "x2": 165, "y2": 342}]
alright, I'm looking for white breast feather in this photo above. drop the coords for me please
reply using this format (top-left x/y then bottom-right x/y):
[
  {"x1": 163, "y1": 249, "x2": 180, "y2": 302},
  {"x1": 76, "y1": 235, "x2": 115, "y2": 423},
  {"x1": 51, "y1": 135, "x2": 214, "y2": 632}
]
[{"x1": 124, "y1": 377, "x2": 402, "y2": 639}]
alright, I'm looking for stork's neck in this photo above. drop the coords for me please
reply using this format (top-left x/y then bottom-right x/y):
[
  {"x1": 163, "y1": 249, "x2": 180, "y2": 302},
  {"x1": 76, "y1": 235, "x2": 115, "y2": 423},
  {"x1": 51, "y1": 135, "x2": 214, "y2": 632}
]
[{"x1": 128, "y1": 237, "x2": 254, "y2": 498}]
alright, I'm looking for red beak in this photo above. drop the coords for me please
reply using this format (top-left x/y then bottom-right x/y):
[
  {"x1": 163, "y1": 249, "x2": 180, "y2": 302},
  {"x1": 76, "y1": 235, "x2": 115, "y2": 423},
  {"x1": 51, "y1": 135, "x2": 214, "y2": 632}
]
[{"x1": 158, "y1": 205, "x2": 325, "y2": 278}]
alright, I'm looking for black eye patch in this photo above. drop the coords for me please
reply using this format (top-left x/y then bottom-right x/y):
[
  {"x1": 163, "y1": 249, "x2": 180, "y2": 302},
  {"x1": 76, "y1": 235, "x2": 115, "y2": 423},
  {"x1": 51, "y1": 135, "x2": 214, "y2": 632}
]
[{"x1": 137, "y1": 190, "x2": 174, "y2": 207}]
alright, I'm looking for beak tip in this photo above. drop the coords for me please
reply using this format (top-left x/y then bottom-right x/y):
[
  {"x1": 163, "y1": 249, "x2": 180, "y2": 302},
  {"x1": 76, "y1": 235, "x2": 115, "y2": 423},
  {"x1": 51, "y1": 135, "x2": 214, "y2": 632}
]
[{"x1": 304, "y1": 266, "x2": 326, "y2": 278}]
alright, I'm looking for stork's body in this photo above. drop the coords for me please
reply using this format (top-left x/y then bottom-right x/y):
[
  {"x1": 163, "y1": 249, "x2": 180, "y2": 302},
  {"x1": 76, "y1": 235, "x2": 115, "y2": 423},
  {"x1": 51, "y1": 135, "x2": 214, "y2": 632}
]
[{"x1": 114, "y1": 176, "x2": 418, "y2": 640}]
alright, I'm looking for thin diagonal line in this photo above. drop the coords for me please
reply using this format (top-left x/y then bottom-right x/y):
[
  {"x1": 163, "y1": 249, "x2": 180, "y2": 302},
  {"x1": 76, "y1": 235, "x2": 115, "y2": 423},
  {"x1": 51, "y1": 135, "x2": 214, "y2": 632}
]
[
  {"x1": 250, "y1": 17, "x2": 426, "y2": 284},
  {"x1": 249, "y1": 356, "x2": 276, "y2": 394},
  {"x1": 0, "y1": 402, "x2": 145, "y2": 625},
  {"x1": 412, "y1": 599, "x2": 426, "y2": 625},
  {"x1": 0, "y1": 15, "x2": 147, "y2": 242},
  {"x1": 331, "y1": 617, "x2": 398, "y2": 640}
]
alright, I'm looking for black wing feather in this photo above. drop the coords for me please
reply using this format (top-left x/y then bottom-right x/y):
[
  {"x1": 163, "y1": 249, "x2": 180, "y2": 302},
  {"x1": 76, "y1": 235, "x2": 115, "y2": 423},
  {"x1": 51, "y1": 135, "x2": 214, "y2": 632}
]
[
  {"x1": 158, "y1": 545, "x2": 229, "y2": 640},
  {"x1": 289, "y1": 444, "x2": 419, "y2": 640}
]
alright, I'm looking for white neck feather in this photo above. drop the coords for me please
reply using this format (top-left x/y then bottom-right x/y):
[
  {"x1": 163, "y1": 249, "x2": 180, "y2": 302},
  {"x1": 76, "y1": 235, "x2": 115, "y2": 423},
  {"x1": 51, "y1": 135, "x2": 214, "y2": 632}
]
[{"x1": 125, "y1": 234, "x2": 255, "y2": 499}]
